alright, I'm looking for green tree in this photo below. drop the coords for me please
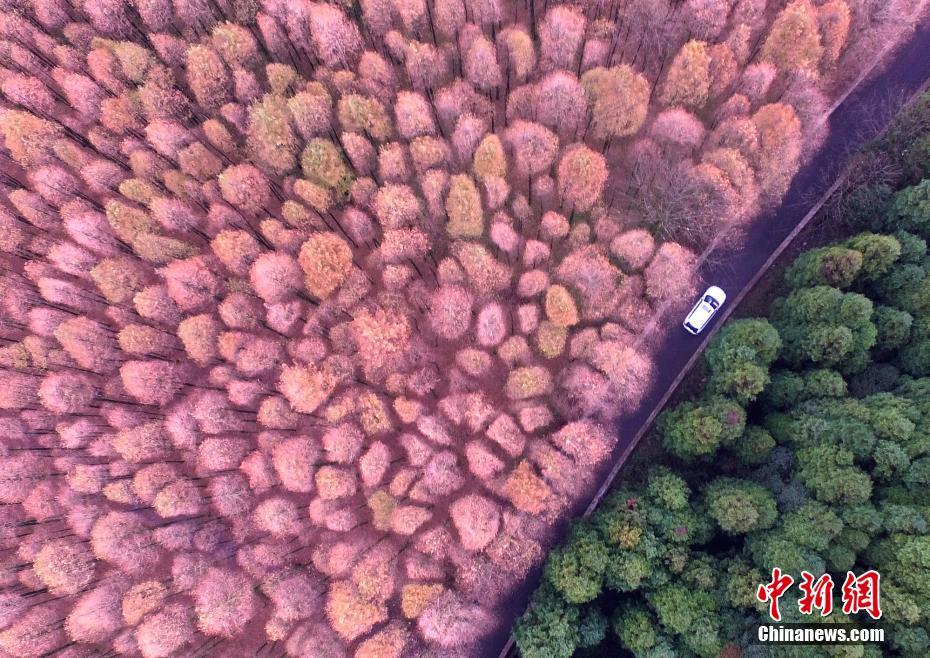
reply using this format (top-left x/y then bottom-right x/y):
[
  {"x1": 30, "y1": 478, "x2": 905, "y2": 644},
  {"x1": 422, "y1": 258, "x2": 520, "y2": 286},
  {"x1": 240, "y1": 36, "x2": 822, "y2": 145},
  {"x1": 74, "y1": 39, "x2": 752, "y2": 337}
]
[
  {"x1": 892, "y1": 230, "x2": 927, "y2": 265},
  {"x1": 802, "y1": 368, "x2": 848, "y2": 399},
  {"x1": 733, "y1": 426, "x2": 776, "y2": 464},
  {"x1": 603, "y1": 544, "x2": 654, "y2": 592},
  {"x1": 771, "y1": 286, "x2": 877, "y2": 374},
  {"x1": 866, "y1": 534, "x2": 930, "y2": 626},
  {"x1": 612, "y1": 602, "x2": 660, "y2": 655},
  {"x1": 782, "y1": 499, "x2": 844, "y2": 552},
  {"x1": 844, "y1": 233, "x2": 902, "y2": 279},
  {"x1": 880, "y1": 504, "x2": 926, "y2": 534},
  {"x1": 873, "y1": 306, "x2": 914, "y2": 352},
  {"x1": 659, "y1": 396, "x2": 746, "y2": 460},
  {"x1": 704, "y1": 319, "x2": 781, "y2": 403},
  {"x1": 645, "y1": 469, "x2": 691, "y2": 512},
  {"x1": 704, "y1": 477, "x2": 778, "y2": 535},
  {"x1": 648, "y1": 583, "x2": 722, "y2": 657},
  {"x1": 898, "y1": 336, "x2": 930, "y2": 376},
  {"x1": 577, "y1": 605, "x2": 608, "y2": 649},
  {"x1": 762, "y1": 370, "x2": 806, "y2": 410},
  {"x1": 721, "y1": 559, "x2": 764, "y2": 610},
  {"x1": 707, "y1": 318, "x2": 782, "y2": 366},
  {"x1": 886, "y1": 179, "x2": 930, "y2": 239},
  {"x1": 544, "y1": 523, "x2": 609, "y2": 604},
  {"x1": 515, "y1": 583, "x2": 581, "y2": 658},
  {"x1": 784, "y1": 246, "x2": 863, "y2": 289},
  {"x1": 796, "y1": 443, "x2": 873, "y2": 504},
  {"x1": 873, "y1": 439, "x2": 911, "y2": 480}
]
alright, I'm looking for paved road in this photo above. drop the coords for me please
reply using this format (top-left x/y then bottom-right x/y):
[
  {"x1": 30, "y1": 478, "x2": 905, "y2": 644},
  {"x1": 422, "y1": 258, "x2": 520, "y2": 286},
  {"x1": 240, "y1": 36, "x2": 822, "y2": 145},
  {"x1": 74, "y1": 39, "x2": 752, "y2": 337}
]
[{"x1": 489, "y1": 19, "x2": 930, "y2": 658}]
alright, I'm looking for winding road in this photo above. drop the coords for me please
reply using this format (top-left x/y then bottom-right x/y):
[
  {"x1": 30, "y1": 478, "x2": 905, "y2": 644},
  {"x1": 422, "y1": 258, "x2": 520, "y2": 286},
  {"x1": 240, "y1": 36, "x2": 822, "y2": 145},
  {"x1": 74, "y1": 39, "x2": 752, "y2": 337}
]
[{"x1": 491, "y1": 17, "x2": 930, "y2": 658}]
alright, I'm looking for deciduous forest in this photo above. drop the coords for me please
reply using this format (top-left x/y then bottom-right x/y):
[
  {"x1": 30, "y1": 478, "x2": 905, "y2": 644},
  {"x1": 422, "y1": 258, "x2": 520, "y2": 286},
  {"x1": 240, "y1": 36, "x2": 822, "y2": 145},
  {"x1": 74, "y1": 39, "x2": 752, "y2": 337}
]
[{"x1": 0, "y1": 0, "x2": 925, "y2": 655}]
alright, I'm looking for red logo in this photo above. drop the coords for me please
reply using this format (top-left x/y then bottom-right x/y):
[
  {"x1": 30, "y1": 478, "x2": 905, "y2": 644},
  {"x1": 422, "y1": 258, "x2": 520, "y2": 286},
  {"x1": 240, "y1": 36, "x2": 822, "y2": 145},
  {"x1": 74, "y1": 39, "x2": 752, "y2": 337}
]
[
  {"x1": 841, "y1": 570, "x2": 882, "y2": 620},
  {"x1": 756, "y1": 568, "x2": 794, "y2": 622},
  {"x1": 798, "y1": 571, "x2": 834, "y2": 616},
  {"x1": 756, "y1": 569, "x2": 882, "y2": 621}
]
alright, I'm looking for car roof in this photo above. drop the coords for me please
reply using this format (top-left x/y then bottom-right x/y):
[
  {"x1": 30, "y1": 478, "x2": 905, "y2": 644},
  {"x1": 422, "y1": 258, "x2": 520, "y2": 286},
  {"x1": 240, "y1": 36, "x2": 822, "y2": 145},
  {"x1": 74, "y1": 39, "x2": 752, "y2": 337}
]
[
  {"x1": 704, "y1": 286, "x2": 726, "y2": 302},
  {"x1": 688, "y1": 302, "x2": 714, "y2": 327}
]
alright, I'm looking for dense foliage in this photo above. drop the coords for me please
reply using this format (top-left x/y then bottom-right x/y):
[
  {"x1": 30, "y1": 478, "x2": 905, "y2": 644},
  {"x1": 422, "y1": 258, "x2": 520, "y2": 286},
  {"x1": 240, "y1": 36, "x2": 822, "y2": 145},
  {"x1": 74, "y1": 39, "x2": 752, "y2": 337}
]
[
  {"x1": 516, "y1": 94, "x2": 930, "y2": 658},
  {"x1": 0, "y1": 0, "x2": 925, "y2": 653}
]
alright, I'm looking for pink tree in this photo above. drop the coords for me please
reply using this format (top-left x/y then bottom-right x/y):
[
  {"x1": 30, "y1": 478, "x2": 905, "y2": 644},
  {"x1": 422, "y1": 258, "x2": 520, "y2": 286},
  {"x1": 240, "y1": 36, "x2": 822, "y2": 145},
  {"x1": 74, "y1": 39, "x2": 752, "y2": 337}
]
[
  {"x1": 610, "y1": 229, "x2": 656, "y2": 272},
  {"x1": 185, "y1": 45, "x2": 230, "y2": 110},
  {"x1": 761, "y1": 0, "x2": 824, "y2": 74},
  {"x1": 161, "y1": 256, "x2": 220, "y2": 310},
  {"x1": 651, "y1": 108, "x2": 706, "y2": 149},
  {"x1": 535, "y1": 72, "x2": 587, "y2": 134},
  {"x1": 421, "y1": 0, "x2": 457, "y2": 36},
  {"x1": 154, "y1": 479, "x2": 203, "y2": 517},
  {"x1": 38, "y1": 372, "x2": 95, "y2": 413},
  {"x1": 556, "y1": 144, "x2": 608, "y2": 212},
  {"x1": 65, "y1": 582, "x2": 126, "y2": 644},
  {"x1": 686, "y1": 0, "x2": 730, "y2": 40},
  {"x1": 505, "y1": 121, "x2": 559, "y2": 177},
  {"x1": 120, "y1": 360, "x2": 183, "y2": 405},
  {"x1": 212, "y1": 230, "x2": 262, "y2": 277},
  {"x1": 33, "y1": 539, "x2": 96, "y2": 595},
  {"x1": 394, "y1": 91, "x2": 436, "y2": 140},
  {"x1": 135, "y1": 603, "x2": 196, "y2": 658},
  {"x1": 299, "y1": 232, "x2": 353, "y2": 299},
  {"x1": 272, "y1": 436, "x2": 321, "y2": 492},
  {"x1": 90, "y1": 511, "x2": 160, "y2": 573},
  {"x1": 254, "y1": 497, "x2": 302, "y2": 537},
  {"x1": 248, "y1": 94, "x2": 300, "y2": 175},
  {"x1": 450, "y1": 494, "x2": 501, "y2": 551},
  {"x1": 499, "y1": 27, "x2": 536, "y2": 81},
  {"x1": 464, "y1": 34, "x2": 502, "y2": 92},
  {"x1": 428, "y1": 285, "x2": 473, "y2": 340},
  {"x1": 373, "y1": 183, "x2": 421, "y2": 229},
  {"x1": 1, "y1": 74, "x2": 55, "y2": 115},
  {"x1": 326, "y1": 580, "x2": 388, "y2": 642},
  {"x1": 249, "y1": 252, "x2": 302, "y2": 303},
  {"x1": 404, "y1": 40, "x2": 451, "y2": 91},
  {"x1": 556, "y1": 245, "x2": 621, "y2": 320},
  {"x1": 644, "y1": 242, "x2": 698, "y2": 303},
  {"x1": 659, "y1": 40, "x2": 711, "y2": 109},
  {"x1": 359, "y1": 441, "x2": 391, "y2": 487},
  {"x1": 538, "y1": 6, "x2": 586, "y2": 71},
  {"x1": 193, "y1": 567, "x2": 257, "y2": 637},
  {"x1": 0, "y1": 604, "x2": 67, "y2": 657},
  {"x1": 740, "y1": 63, "x2": 777, "y2": 105},
  {"x1": 209, "y1": 472, "x2": 255, "y2": 517},
  {"x1": 417, "y1": 592, "x2": 495, "y2": 648},
  {"x1": 218, "y1": 164, "x2": 270, "y2": 214},
  {"x1": 113, "y1": 420, "x2": 171, "y2": 463},
  {"x1": 818, "y1": 1, "x2": 850, "y2": 65},
  {"x1": 308, "y1": 2, "x2": 362, "y2": 68},
  {"x1": 752, "y1": 103, "x2": 802, "y2": 203}
]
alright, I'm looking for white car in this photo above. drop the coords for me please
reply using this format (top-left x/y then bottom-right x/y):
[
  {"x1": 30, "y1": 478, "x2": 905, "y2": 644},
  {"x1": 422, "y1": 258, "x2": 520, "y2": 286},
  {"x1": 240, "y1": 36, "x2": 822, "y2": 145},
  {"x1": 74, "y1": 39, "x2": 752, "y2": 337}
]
[{"x1": 683, "y1": 286, "x2": 726, "y2": 335}]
